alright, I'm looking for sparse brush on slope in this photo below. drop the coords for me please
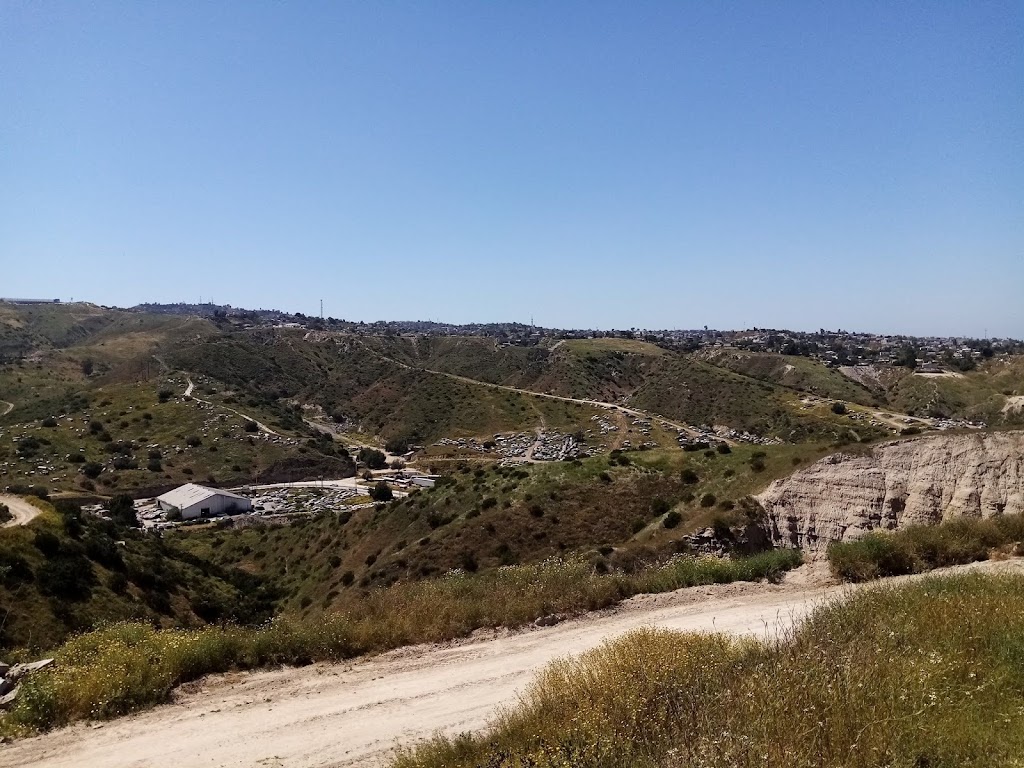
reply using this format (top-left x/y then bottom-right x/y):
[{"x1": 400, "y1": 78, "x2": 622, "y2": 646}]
[
  {"x1": 394, "y1": 571, "x2": 1024, "y2": 768},
  {"x1": 0, "y1": 550, "x2": 800, "y2": 736},
  {"x1": 0, "y1": 499, "x2": 279, "y2": 653}
]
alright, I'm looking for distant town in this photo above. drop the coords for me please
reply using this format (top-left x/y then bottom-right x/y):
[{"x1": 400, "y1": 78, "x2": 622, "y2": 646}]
[
  {"x1": 4, "y1": 298, "x2": 1022, "y2": 372},
  {"x1": 130, "y1": 300, "x2": 1024, "y2": 373}
]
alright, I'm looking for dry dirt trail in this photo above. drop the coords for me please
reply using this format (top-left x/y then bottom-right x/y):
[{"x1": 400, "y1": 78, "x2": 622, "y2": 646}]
[
  {"x1": 0, "y1": 494, "x2": 40, "y2": 527},
  {"x1": 183, "y1": 378, "x2": 283, "y2": 437},
  {"x1": 7, "y1": 558, "x2": 1021, "y2": 768},
  {"x1": 0, "y1": 400, "x2": 13, "y2": 417}
]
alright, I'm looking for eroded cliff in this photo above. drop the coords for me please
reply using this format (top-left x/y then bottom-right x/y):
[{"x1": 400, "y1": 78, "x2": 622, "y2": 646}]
[{"x1": 757, "y1": 431, "x2": 1024, "y2": 553}]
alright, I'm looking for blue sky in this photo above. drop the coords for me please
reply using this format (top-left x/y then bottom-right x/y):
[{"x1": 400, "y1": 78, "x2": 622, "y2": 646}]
[{"x1": 1, "y1": 2, "x2": 1021, "y2": 336}]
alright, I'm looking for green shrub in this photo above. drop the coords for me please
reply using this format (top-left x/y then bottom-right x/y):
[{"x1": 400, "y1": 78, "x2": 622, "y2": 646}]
[
  {"x1": 679, "y1": 468, "x2": 699, "y2": 485},
  {"x1": 369, "y1": 482, "x2": 393, "y2": 502}
]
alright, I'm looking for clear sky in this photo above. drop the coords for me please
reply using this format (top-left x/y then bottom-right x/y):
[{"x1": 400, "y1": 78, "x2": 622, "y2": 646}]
[{"x1": 1, "y1": 2, "x2": 1021, "y2": 336}]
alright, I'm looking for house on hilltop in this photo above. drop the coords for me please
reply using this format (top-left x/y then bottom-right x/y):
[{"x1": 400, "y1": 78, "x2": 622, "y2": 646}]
[{"x1": 156, "y1": 483, "x2": 251, "y2": 520}]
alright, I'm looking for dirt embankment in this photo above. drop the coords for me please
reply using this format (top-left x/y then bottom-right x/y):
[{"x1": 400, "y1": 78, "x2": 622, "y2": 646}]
[{"x1": 758, "y1": 431, "x2": 1024, "y2": 553}]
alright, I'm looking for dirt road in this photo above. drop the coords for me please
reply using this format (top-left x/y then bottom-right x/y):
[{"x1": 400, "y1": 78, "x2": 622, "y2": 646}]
[
  {"x1": 7, "y1": 559, "x2": 1020, "y2": 768},
  {"x1": 0, "y1": 494, "x2": 41, "y2": 527},
  {"x1": 0, "y1": 400, "x2": 13, "y2": 417}
]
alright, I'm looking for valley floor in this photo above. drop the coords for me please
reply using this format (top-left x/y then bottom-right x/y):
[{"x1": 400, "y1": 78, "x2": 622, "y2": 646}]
[{"x1": 6, "y1": 558, "x2": 1023, "y2": 768}]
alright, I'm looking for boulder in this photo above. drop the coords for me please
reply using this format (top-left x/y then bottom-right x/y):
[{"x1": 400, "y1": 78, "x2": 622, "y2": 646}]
[
  {"x1": 0, "y1": 685, "x2": 19, "y2": 711},
  {"x1": 6, "y1": 658, "x2": 54, "y2": 684}
]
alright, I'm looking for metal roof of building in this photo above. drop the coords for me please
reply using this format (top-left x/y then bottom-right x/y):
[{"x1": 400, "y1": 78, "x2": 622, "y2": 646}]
[{"x1": 156, "y1": 483, "x2": 248, "y2": 509}]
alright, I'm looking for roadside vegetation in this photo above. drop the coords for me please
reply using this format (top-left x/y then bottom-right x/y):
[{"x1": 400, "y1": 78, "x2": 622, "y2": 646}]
[
  {"x1": 0, "y1": 549, "x2": 800, "y2": 736},
  {"x1": 828, "y1": 513, "x2": 1024, "y2": 581},
  {"x1": 393, "y1": 571, "x2": 1024, "y2": 768}
]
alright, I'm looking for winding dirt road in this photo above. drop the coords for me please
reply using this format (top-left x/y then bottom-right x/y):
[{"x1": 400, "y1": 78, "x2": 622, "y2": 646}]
[
  {"x1": 0, "y1": 494, "x2": 41, "y2": 527},
  {"x1": 0, "y1": 400, "x2": 13, "y2": 417},
  {"x1": 6, "y1": 559, "x2": 1020, "y2": 768}
]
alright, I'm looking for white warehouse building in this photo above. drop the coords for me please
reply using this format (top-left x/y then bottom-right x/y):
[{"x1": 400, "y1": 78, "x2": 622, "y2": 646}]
[{"x1": 156, "y1": 483, "x2": 252, "y2": 520}]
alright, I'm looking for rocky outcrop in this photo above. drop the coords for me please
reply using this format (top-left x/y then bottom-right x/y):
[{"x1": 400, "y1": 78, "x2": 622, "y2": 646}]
[
  {"x1": 757, "y1": 431, "x2": 1024, "y2": 554},
  {"x1": 0, "y1": 658, "x2": 53, "y2": 709}
]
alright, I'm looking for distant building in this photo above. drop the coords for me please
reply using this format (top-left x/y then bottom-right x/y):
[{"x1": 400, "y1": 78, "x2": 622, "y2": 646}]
[{"x1": 156, "y1": 483, "x2": 251, "y2": 520}]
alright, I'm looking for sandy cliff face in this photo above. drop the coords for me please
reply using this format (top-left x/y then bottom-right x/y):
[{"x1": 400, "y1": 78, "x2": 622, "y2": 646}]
[{"x1": 757, "y1": 431, "x2": 1024, "y2": 553}]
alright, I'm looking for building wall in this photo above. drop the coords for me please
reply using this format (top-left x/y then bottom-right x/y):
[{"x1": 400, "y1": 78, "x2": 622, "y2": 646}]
[{"x1": 178, "y1": 493, "x2": 252, "y2": 520}]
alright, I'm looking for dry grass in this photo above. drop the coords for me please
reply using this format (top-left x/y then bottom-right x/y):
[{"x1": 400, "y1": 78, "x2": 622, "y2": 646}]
[
  {"x1": 828, "y1": 513, "x2": 1024, "y2": 581},
  {"x1": 394, "y1": 571, "x2": 1024, "y2": 768},
  {"x1": 0, "y1": 551, "x2": 799, "y2": 736}
]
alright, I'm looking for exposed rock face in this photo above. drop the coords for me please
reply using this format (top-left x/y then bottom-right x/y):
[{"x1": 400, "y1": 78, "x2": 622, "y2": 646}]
[{"x1": 757, "y1": 432, "x2": 1024, "y2": 554}]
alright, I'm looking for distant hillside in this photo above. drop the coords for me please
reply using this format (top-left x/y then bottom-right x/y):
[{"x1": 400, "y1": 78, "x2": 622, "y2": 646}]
[
  {"x1": 698, "y1": 349, "x2": 880, "y2": 406},
  {"x1": 4, "y1": 303, "x2": 1023, "y2": 496},
  {"x1": 0, "y1": 306, "x2": 351, "y2": 496}
]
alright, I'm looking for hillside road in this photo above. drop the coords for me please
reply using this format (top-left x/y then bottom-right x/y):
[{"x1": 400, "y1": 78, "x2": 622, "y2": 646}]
[{"x1": 0, "y1": 494, "x2": 41, "y2": 527}]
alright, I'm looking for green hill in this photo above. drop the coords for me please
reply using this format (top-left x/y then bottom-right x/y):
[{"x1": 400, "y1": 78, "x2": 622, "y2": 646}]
[{"x1": 0, "y1": 497, "x2": 278, "y2": 652}]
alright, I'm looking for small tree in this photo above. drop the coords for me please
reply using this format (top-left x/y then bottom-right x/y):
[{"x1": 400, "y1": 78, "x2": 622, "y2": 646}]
[
  {"x1": 108, "y1": 494, "x2": 139, "y2": 527},
  {"x1": 831, "y1": 402, "x2": 848, "y2": 415},
  {"x1": 358, "y1": 447, "x2": 387, "y2": 470},
  {"x1": 369, "y1": 481, "x2": 393, "y2": 502},
  {"x1": 384, "y1": 437, "x2": 410, "y2": 455}
]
